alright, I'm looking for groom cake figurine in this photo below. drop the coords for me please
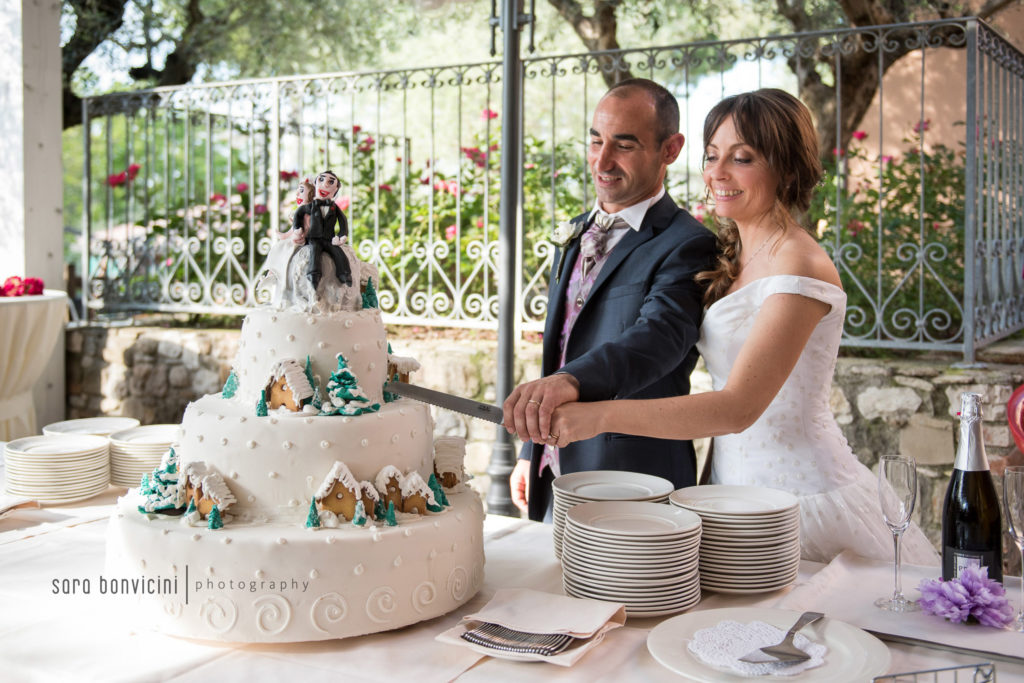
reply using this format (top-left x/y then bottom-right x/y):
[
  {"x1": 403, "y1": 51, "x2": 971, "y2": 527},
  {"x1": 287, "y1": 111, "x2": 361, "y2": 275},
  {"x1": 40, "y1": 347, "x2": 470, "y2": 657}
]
[{"x1": 294, "y1": 170, "x2": 353, "y2": 289}]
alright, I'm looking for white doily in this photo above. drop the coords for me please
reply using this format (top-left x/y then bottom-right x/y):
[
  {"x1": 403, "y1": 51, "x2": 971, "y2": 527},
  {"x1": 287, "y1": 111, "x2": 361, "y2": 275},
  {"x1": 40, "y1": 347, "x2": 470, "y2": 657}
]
[{"x1": 687, "y1": 619, "x2": 827, "y2": 677}]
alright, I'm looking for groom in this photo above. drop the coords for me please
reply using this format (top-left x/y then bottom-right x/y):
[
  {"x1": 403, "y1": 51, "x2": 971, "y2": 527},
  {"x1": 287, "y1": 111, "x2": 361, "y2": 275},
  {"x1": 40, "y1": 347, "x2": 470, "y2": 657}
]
[
  {"x1": 503, "y1": 78, "x2": 717, "y2": 522},
  {"x1": 293, "y1": 170, "x2": 353, "y2": 289}
]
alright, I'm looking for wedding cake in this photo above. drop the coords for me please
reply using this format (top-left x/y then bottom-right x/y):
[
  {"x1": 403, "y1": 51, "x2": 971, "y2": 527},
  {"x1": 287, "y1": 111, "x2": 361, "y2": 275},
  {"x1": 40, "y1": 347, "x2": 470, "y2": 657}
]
[{"x1": 106, "y1": 213, "x2": 485, "y2": 642}]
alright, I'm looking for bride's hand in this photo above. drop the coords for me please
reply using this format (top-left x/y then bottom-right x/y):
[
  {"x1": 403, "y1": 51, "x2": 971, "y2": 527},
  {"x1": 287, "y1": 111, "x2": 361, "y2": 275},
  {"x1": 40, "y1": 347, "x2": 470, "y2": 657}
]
[{"x1": 549, "y1": 402, "x2": 601, "y2": 448}]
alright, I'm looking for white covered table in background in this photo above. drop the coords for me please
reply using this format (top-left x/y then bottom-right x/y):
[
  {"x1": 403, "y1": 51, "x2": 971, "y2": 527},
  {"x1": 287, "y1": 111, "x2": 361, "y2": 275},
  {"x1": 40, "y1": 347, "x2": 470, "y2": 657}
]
[
  {"x1": 0, "y1": 497, "x2": 1022, "y2": 682},
  {"x1": 0, "y1": 289, "x2": 66, "y2": 440}
]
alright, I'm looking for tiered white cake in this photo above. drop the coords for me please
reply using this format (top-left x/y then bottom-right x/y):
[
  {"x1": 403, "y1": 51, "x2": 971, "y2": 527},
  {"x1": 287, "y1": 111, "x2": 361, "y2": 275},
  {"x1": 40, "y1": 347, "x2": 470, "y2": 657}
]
[{"x1": 106, "y1": 237, "x2": 485, "y2": 643}]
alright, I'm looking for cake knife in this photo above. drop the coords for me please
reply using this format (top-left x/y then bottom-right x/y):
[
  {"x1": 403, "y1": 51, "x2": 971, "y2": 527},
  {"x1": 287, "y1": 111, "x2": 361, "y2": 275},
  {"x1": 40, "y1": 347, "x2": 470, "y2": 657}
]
[{"x1": 384, "y1": 381, "x2": 504, "y2": 424}]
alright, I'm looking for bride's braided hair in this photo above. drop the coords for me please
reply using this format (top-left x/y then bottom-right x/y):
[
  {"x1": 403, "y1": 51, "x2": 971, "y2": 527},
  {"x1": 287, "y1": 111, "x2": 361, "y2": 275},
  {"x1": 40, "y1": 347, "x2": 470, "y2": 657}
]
[{"x1": 696, "y1": 89, "x2": 822, "y2": 305}]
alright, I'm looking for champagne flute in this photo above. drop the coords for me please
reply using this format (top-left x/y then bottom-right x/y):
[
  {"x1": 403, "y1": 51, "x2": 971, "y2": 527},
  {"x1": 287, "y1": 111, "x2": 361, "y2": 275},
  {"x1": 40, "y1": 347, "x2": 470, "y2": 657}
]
[
  {"x1": 875, "y1": 455, "x2": 920, "y2": 612},
  {"x1": 1004, "y1": 466, "x2": 1024, "y2": 632}
]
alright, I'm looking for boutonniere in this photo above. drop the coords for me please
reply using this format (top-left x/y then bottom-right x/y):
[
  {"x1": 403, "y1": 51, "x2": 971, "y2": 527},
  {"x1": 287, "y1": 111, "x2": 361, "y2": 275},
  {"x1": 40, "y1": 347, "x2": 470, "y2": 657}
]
[{"x1": 553, "y1": 218, "x2": 587, "y2": 282}]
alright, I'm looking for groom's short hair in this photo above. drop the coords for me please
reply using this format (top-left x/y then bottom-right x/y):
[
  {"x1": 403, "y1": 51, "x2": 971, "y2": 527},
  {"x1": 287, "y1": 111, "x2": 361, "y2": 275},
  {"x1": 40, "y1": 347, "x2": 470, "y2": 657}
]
[{"x1": 604, "y1": 78, "x2": 680, "y2": 143}]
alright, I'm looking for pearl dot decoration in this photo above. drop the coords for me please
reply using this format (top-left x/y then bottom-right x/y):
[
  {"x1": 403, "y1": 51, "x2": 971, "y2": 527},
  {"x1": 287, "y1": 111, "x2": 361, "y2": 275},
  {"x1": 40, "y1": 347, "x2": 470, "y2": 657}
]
[
  {"x1": 354, "y1": 564, "x2": 364, "y2": 575},
  {"x1": 353, "y1": 343, "x2": 361, "y2": 351},
  {"x1": 390, "y1": 434, "x2": 399, "y2": 444},
  {"x1": 326, "y1": 536, "x2": 337, "y2": 544},
  {"x1": 221, "y1": 537, "x2": 232, "y2": 544},
  {"x1": 269, "y1": 417, "x2": 278, "y2": 425},
  {"x1": 161, "y1": 529, "x2": 170, "y2": 535},
  {"x1": 197, "y1": 435, "x2": 204, "y2": 442},
  {"x1": 247, "y1": 440, "x2": 257, "y2": 449},
  {"x1": 239, "y1": 416, "x2": 247, "y2": 423},
  {"x1": 256, "y1": 570, "x2": 265, "y2": 578},
  {"x1": 393, "y1": 556, "x2": 403, "y2": 568},
  {"x1": 207, "y1": 567, "x2": 214, "y2": 576},
  {"x1": 268, "y1": 472, "x2": 278, "y2": 479},
  {"x1": 310, "y1": 569, "x2": 319, "y2": 579},
  {"x1": 317, "y1": 341, "x2": 327, "y2": 349},
  {"x1": 270, "y1": 315, "x2": 277, "y2": 322},
  {"x1": 286, "y1": 334, "x2": 295, "y2": 342},
  {"x1": 277, "y1": 538, "x2": 287, "y2": 545},
  {"x1": 282, "y1": 441, "x2": 293, "y2": 450},
  {"x1": 230, "y1": 471, "x2": 239, "y2": 479},
  {"x1": 368, "y1": 362, "x2": 376, "y2": 370},
  {"x1": 361, "y1": 439, "x2": 369, "y2": 447},
  {"x1": 320, "y1": 440, "x2": 331, "y2": 449},
  {"x1": 255, "y1": 331, "x2": 262, "y2": 338},
  {"x1": 248, "y1": 495, "x2": 256, "y2": 502},
  {"x1": 192, "y1": 534, "x2": 201, "y2": 541},
  {"x1": 220, "y1": 437, "x2": 229, "y2": 446}
]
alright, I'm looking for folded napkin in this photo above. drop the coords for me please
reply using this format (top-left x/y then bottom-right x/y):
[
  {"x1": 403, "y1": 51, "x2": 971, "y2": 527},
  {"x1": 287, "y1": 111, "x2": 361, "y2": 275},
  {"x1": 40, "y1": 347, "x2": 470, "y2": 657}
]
[
  {"x1": 436, "y1": 588, "x2": 626, "y2": 666},
  {"x1": 0, "y1": 495, "x2": 40, "y2": 518},
  {"x1": 688, "y1": 620, "x2": 827, "y2": 677}
]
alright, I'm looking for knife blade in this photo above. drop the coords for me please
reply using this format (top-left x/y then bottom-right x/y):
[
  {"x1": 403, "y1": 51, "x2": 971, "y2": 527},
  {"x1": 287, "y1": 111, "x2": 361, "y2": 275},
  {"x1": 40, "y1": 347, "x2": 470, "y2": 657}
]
[{"x1": 385, "y1": 380, "x2": 504, "y2": 425}]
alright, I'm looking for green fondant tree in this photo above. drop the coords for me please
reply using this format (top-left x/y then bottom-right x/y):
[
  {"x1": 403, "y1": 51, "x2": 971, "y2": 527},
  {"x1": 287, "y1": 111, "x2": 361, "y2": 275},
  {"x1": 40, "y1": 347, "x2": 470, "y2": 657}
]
[
  {"x1": 324, "y1": 353, "x2": 379, "y2": 416},
  {"x1": 427, "y1": 472, "x2": 448, "y2": 510},
  {"x1": 137, "y1": 447, "x2": 184, "y2": 514},
  {"x1": 207, "y1": 504, "x2": 224, "y2": 530},
  {"x1": 304, "y1": 355, "x2": 322, "y2": 411},
  {"x1": 352, "y1": 500, "x2": 367, "y2": 526},
  {"x1": 305, "y1": 499, "x2": 321, "y2": 528},
  {"x1": 361, "y1": 277, "x2": 378, "y2": 309},
  {"x1": 256, "y1": 389, "x2": 268, "y2": 417},
  {"x1": 185, "y1": 497, "x2": 197, "y2": 515},
  {"x1": 222, "y1": 370, "x2": 239, "y2": 398},
  {"x1": 374, "y1": 498, "x2": 386, "y2": 520},
  {"x1": 385, "y1": 501, "x2": 398, "y2": 526}
]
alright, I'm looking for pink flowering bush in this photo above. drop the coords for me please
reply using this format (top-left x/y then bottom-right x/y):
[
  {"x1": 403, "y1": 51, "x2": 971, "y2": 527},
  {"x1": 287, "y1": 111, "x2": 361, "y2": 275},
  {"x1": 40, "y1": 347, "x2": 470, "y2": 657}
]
[{"x1": 918, "y1": 565, "x2": 1013, "y2": 628}]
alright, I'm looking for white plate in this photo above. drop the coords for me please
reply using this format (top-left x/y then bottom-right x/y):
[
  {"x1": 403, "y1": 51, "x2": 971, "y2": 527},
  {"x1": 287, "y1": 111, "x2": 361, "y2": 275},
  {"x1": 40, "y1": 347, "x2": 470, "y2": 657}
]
[
  {"x1": 554, "y1": 471, "x2": 674, "y2": 501},
  {"x1": 565, "y1": 523, "x2": 701, "y2": 548},
  {"x1": 647, "y1": 607, "x2": 890, "y2": 682},
  {"x1": 109, "y1": 424, "x2": 179, "y2": 446},
  {"x1": 5, "y1": 434, "x2": 110, "y2": 456},
  {"x1": 567, "y1": 501, "x2": 702, "y2": 537},
  {"x1": 670, "y1": 485, "x2": 799, "y2": 516},
  {"x1": 43, "y1": 417, "x2": 139, "y2": 437}
]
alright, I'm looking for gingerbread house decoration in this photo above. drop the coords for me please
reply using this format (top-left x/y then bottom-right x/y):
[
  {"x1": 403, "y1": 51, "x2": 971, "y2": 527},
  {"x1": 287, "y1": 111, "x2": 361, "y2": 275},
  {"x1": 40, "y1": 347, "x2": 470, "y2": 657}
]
[
  {"x1": 433, "y1": 436, "x2": 468, "y2": 490},
  {"x1": 264, "y1": 358, "x2": 315, "y2": 412},
  {"x1": 386, "y1": 354, "x2": 421, "y2": 384},
  {"x1": 181, "y1": 461, "x2": 236, "y2": 518},
  {"x1": 315, "y1": 461, "x2": 361, "y2": 521},
  {"x1": 358, "y1": 480, "x2": 380, "y2": 521},
  {"x1": 400, "y1": 471, "x2": 438, "y2": 515},
  {"x1": 375, "y1": 465, "x2": 404, "y2": 512}
]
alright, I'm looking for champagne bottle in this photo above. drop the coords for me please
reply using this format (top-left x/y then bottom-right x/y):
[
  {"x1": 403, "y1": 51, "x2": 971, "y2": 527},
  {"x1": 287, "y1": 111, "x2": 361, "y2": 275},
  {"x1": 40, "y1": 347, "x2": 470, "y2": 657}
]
[{"x1": 941, "y1": 392, "x2": 1003, "y2": 582}]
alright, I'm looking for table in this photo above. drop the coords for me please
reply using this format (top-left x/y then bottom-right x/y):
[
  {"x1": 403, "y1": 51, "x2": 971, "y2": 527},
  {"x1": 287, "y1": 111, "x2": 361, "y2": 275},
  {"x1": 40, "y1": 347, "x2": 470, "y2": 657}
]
[
  {"x1": 0, "y1": 290, "x2": 67, "y2": 440},
  {"x1": 1, "y1": 492, "x2": 1022, "y2": 682}
]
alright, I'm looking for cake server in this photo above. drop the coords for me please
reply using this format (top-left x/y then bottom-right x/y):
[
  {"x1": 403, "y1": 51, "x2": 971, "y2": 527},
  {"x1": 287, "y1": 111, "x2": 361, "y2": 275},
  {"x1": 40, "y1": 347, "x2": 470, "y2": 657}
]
[{"x1": 384, "y1": 381, "x2": 504, "y2": 424}]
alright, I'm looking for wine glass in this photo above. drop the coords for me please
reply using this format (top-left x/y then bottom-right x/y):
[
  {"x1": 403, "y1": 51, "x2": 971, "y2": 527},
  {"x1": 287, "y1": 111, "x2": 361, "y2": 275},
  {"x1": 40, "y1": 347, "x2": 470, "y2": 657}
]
[
  {"x1": 875, "y1": 455, "x2": 920, "y2": 612},
  {"x1": 1004, "y1": 466, "x2": 1024, "y2": 632}
]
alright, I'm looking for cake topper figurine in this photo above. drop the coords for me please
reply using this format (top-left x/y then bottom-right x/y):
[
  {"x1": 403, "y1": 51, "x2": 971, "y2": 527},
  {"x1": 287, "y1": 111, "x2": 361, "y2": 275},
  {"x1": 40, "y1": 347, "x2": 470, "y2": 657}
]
[{"x1": 294, "y1": 170, "x2": 353, "y2": 289}]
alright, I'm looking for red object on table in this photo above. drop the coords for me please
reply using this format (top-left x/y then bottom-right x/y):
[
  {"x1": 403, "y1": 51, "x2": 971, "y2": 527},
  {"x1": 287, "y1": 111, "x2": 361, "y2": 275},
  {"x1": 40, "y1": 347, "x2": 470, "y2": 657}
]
[{"x1": 1009, "y1": 384, "x2": 1024, "y2": 455}]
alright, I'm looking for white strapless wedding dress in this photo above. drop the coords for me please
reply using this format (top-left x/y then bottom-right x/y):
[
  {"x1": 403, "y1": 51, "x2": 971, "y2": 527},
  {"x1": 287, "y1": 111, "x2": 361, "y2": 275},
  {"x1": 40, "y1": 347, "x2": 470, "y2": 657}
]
[{"x1": 697, "y1": 275, "x2": 938, "y2": 565}]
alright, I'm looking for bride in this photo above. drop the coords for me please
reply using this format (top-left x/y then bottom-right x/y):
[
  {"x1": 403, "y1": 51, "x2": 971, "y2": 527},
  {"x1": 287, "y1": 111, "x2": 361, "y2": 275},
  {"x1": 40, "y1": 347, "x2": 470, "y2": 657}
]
[{"x1": 539, "y1": 89, "x2": 937, "y2": 565}]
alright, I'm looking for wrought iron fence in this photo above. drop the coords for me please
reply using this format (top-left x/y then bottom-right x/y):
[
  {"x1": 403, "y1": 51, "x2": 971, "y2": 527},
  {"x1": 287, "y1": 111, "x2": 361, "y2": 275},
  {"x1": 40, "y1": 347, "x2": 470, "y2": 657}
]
[{"x1": 80, "y1": 17, "x2": 1024, "y2": 358}]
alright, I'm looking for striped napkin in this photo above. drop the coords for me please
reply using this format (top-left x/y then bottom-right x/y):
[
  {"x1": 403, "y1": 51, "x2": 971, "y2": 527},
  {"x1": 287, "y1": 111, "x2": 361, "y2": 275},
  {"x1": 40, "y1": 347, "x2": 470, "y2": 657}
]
[{"x1": 437, "y1": 588, "x2": 626, "y2": 666}]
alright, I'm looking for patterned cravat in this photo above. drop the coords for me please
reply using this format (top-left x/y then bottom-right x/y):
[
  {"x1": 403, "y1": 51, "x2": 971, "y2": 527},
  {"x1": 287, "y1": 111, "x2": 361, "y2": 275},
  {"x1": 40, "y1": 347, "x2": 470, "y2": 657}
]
[{"x1": 581, "y1": 213, "x2": 619, "y2": 278}]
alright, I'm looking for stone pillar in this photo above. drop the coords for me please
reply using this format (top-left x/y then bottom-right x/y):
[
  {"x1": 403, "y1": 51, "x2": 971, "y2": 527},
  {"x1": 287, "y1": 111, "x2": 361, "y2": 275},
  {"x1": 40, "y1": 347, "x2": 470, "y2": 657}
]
[{"x1": 0, "y1": 0, "x2": 66, "y2": 429}]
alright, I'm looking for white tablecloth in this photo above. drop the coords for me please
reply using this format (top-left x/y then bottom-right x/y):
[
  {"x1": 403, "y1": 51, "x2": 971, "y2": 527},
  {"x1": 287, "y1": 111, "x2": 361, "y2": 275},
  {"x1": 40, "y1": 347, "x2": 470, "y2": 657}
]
[
  {"x1": 1, "y1": 492, "x2": 1022, "y2": 682},
  {"x1": 0, "y1": 290, "x2": 66, "y2": 440}
]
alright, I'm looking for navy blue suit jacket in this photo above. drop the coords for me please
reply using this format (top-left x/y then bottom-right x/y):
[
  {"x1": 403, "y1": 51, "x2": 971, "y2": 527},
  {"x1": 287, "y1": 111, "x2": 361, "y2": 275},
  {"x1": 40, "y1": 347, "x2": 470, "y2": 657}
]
[{"x1": 524, "y1": 193, "x2": 717, "y2": 521}]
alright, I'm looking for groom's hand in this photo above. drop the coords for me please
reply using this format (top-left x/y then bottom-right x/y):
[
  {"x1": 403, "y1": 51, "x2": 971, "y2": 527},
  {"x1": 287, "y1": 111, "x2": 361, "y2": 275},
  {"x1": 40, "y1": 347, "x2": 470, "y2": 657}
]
[{"x1": 503, "y1": 373, "x2": 580, "y2": 445}]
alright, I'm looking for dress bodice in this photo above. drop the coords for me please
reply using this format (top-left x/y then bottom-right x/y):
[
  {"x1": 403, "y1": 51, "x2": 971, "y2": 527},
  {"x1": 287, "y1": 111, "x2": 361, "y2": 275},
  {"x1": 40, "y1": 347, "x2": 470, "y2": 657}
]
[{"x1": 697, "y1": 275, "x2": 857, "y2": 495}]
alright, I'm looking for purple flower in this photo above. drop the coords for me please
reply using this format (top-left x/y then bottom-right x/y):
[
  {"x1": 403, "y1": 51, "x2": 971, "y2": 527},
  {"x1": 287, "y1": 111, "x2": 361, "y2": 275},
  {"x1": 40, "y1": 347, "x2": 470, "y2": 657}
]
[{"x1": 918, "y1": 565, "x2": 1013, "y2": 628}]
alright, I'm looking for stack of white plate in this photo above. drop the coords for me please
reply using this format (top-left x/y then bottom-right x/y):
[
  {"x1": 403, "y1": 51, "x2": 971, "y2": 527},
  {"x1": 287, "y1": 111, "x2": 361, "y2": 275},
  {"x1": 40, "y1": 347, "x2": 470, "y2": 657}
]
[
  {"x1": 2, "y1": 435, "x2": 110, "y2": 504},
  {"x1": 43, "y1": 416, "x2": 141, "y2": 437},
  {"x1": 670, "y1": 485, "x2": 801, "y2": 594},
  {"x1": 108, "y1": 425, "x2": 179, "y2": 487},
  {"x1": 561, "y1": 501, "x2": 702, "y2": 617},
  {"x1": 552, "y1": 471, "x2": 673, "y2": 559}
]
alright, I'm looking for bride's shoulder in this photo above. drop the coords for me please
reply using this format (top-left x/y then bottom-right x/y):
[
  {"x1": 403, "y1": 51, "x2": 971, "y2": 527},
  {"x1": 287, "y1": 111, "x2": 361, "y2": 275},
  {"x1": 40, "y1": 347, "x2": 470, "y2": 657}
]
[{"x1": 769, "y1": 230, "x2": 841, "y2": 288}]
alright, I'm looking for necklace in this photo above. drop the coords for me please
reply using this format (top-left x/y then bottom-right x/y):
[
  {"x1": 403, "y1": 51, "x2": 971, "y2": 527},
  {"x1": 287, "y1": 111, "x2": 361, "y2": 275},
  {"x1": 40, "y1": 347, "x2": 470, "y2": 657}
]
[{"x1": 740, "y1": 226, "x2": 783, "y2": 268}]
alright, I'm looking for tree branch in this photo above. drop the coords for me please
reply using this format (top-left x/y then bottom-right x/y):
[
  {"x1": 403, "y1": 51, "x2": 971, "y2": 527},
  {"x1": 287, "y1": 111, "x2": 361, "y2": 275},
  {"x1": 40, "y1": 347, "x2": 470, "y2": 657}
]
[{"x1": 63, "y1": 0, "x2": 129, "y2": 130}]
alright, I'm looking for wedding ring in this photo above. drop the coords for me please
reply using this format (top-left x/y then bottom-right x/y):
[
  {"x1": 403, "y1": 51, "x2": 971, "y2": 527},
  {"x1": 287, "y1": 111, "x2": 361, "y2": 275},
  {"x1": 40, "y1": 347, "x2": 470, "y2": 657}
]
[
  {"x1": 548, "y1": 433, "x2": 559, "y2": 441},
  {"x1": 527, "y1": 399, "x2": 541, "y2": 406}
]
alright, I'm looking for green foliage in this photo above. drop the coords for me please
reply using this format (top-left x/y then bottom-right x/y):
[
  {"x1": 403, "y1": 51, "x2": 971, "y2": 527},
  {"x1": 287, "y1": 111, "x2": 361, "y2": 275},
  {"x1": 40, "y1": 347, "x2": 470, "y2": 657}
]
[
  {"x1": 385, "y1": 500, "x2": 397, "y2": 526},
  {"x1": 805, "y1": 123, "x2": 967, "y2": 342},
  {"x1": 352, "y1": 500, "x2": 367, "y2": 526},
  {"x1": 427, "y1": 472, "x2": 449, "y2": 508}
]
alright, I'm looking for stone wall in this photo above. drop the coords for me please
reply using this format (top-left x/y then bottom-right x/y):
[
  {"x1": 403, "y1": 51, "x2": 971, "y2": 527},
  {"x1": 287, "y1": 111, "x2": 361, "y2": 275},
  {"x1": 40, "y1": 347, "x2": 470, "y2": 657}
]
[{"x1": 66, "y1": 325, "x2": 1024, "y2": 563}]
